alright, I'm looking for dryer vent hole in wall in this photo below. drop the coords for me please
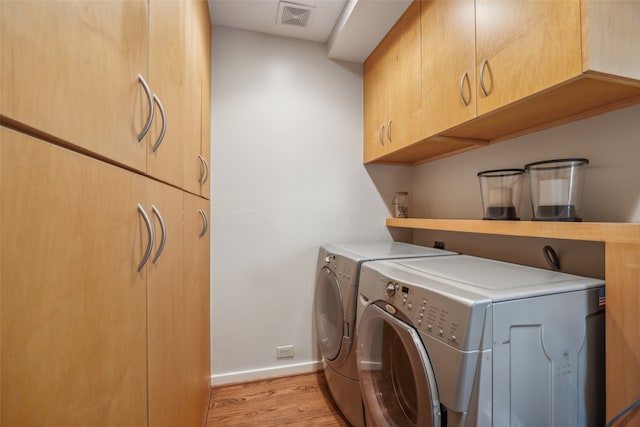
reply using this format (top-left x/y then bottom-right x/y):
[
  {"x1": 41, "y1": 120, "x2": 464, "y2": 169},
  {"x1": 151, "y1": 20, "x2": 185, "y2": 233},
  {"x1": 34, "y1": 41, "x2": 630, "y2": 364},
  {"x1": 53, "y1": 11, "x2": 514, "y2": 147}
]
[{"x1": 276, "y1": 345, "x2": 295, "y2": 359}]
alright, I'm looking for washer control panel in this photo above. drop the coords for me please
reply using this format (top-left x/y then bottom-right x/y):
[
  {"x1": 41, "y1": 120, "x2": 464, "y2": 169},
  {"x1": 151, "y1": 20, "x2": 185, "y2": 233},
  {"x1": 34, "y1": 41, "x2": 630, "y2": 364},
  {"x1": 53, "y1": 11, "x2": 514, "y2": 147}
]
[{"x1": 361, "y1": 266, "x2": 489, "y2": 351}]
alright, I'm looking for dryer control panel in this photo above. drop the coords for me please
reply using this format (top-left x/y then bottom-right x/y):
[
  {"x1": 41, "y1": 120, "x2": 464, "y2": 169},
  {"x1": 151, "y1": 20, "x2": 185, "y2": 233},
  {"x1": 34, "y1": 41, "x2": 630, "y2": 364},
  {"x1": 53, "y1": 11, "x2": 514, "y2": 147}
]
[{"x1": 323, "y1": 253, "x2": 358, "y2": 289}]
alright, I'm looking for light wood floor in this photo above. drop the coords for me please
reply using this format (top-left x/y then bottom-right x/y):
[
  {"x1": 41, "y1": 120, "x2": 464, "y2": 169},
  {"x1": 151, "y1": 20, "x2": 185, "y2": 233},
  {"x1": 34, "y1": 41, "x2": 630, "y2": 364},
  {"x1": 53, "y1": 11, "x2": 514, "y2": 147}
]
[{"x1": 206, "y1": 371, "x2": 351, "y2": 426}]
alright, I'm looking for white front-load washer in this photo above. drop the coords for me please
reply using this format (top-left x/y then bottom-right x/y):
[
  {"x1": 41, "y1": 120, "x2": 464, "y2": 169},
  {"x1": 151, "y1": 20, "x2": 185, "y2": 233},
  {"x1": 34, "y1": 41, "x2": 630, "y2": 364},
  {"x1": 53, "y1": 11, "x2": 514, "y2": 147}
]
[
  {"x1": 356, "y1": 255, "x2": 606, "y2": 427},
  {"x1": 314, "y1": 243, "x2": 456, "y2": 427}
]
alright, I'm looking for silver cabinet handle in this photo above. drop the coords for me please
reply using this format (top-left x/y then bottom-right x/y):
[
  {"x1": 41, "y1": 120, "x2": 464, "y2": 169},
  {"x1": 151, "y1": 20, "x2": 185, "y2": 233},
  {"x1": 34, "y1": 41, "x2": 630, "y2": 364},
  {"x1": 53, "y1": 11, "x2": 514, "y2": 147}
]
[
  {"x1": 386, "y1": 120, "x2": 392, "y2": 143},
  {"x1": 378, "y1": 123, "x2": 385, "y2": 146},
  {"x1": 459, "y1": 71, "x2": 470, "y2": 106},
  {"x1": 151, "y1": 94, "x2": 167, "y2": 153},
  {"x1": 137, "y1": 75, "x2": 155, "y2": 142},
  {"x1": 137, "y1": 204, "x2": 155, "y2": 272},
  {"x1": 151, "y1": 205, "x2": 166, "y2": 264},
  {"x1": 198, "y1": 154, "x2": 209, "y2": 184},
  {"x1": 198, "y1": 209, "x2": 208, "y2": 238},
  {"x1": 479, "y1": 58, "x2": 490, "y2": 97}
]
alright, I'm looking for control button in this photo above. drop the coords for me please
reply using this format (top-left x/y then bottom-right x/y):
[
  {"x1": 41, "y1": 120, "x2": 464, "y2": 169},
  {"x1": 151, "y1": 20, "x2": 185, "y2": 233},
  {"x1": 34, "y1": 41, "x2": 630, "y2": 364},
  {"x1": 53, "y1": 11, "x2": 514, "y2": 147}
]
[
  {"x1": 419, "y1": 313, "x2": 424, "y2": 318},
  {"x1": 346, "y1": 274, "x2": 351, "y2": 280},
  {"x1": 324, "y1": 255, "x2": 331, "y2": 263},
  {"x1": 438, "y1": 329, "x2": 444, "y2": 337},
  {"x1": 418, "y1": 319, "x2": 423, "y2": 325},
  {"x1": 427, "y1": 324, "x2": 433, "y2": 331},
  {"x1": 385, "y1": 282, "x2": 396, "y2": 297},
  {"x1": 407, "y1": 303, "x2": 413, "y2": 309},
  {"x1": 451, "y1": 335, "x2": 457, "y2": 342},
  {"x1": 385, "y1": 304, "x2": 397, "y2": 314},
  {"x1": 420, "y1": 306, "x2": 426, "y2": 312}
]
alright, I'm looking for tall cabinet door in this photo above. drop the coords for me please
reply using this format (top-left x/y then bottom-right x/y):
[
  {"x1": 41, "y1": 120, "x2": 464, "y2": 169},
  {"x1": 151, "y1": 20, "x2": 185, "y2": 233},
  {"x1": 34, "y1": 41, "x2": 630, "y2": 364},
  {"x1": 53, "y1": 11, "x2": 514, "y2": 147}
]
[
  {"x1": 147, "y1": 0, "x2": 195, "y2": 188},
  {"x1": 198, "y1": 0, "x2": 212, "y2": 200},
  {"x1": 1, "y1": 127, "x2": 148, "y2": 426},
  {"x1": 184, "y1": 0, "x2": 212, "y2": 198},
  {"x1": 183, "y1": 193, "x2": 211, "y2": 426},
  {"x1": 0, "y1": 0, "x2": 149, "y2": 172},
  {"x1": 146, "y1": 180, "x2": 186, "y2": 427},
  {"x1": 475, "y1": 0, "x2": 582, "y2": 115}
]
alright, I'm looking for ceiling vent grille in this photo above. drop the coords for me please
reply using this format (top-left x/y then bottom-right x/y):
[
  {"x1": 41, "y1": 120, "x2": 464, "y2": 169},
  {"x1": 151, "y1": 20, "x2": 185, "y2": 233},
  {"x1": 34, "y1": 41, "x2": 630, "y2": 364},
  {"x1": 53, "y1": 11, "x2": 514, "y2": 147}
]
[{"x1": 277, "y1": 1, "x2": 313, "y2": 28}]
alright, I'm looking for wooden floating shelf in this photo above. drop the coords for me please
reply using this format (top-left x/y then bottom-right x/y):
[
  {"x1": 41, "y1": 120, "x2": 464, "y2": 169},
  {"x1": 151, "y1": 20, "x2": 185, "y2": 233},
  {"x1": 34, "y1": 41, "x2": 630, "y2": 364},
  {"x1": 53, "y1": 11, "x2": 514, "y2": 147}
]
[{"x1": 386, "y1": 218, "x2": 640, "y2": 244}]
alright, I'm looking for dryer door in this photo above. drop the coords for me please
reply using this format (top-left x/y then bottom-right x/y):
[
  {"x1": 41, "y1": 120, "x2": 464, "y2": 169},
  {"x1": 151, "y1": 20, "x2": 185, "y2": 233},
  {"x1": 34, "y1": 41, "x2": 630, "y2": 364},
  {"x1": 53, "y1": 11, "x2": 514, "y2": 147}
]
[
  {"x1": 314, "y1": 267, "x2": 344, "y2": 361},
  {"x1": 357, "y1": 303, "x2": 441, "y2": 427}
]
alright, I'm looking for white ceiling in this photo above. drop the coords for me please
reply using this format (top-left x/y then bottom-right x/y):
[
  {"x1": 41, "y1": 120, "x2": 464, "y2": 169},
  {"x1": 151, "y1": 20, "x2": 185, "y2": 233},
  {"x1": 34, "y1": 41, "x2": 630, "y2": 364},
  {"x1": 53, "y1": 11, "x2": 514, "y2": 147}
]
[{"x1": 209, "y1": 0, "x2": 412, "y2": 63}]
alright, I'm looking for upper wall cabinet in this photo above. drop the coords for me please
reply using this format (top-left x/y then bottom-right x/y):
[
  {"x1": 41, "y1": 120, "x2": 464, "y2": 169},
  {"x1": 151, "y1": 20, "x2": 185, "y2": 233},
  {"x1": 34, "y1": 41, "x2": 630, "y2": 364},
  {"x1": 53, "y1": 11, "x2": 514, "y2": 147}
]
[
  {"x1": 364, "y1": 0, "x2": 640, "y2": 164},
  {"x1": 147, "y1": 0, "x2": 192, "y2": 188},
  {"x1": 421, "y1": 0, "x2": 476, "y2": 137},
  {"x1": 1, "y1": 0, "x2": 211, "y2": 195},
  {"x1": 474, "y1": 0, "x2": 583, "y2": 116},
  {"x1": 363, "y1": 1, "x2": 422, "y2": 163},
  {"x1": 183, "y1": 0, "x2": 212, "y2": 199},
  {"x1": 0, "y1": 0, "x2": 149, "y2": 172}
]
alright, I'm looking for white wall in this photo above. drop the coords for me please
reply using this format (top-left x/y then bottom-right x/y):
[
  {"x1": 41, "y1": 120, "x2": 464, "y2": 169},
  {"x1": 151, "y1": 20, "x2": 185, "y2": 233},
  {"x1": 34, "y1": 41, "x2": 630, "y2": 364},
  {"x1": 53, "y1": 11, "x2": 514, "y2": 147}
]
[
  {"x1": 210, "y1": 26, "x2": 411, "y2": 385},
  {"x1": 411, "y1": 104, "x2": 640, "y2": 278}
]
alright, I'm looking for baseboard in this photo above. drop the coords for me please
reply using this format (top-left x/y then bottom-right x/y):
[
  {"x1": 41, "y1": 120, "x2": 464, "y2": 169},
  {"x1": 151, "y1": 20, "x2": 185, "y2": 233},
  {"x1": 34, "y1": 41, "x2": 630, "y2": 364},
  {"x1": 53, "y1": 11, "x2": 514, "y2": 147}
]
[{"x1": 210, "y1": 360, "x2": 323, "y2": 386}]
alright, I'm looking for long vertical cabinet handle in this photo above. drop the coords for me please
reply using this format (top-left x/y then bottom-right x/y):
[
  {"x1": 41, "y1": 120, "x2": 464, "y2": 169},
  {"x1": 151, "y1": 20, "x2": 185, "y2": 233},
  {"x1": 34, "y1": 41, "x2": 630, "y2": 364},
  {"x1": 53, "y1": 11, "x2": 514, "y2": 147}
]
[
  {"x1": 386, "y1": 120, "x2": 392, "y2": 143},
  {"x1": 151, "y1": 205, "x2": 166, "y2": 264},
  {"x1": 198, "y1": 209, "x2": 208, "y2": 238},
  {"x1": 198, "y1": 154, "x2": 209, "y2": 184},
  {"x1": 479, "y1": 59, "x2": 490, "y2": 97},
  {"x1": 378, "y1": 124, "x2": 385, "y2": 146},
  {"x1": 151, "y1": 94, "x2": 167, "y2": 152},
  {"x1": 137, "y1": 204, "x2": 155, "y2": 272},
  {"x1": 459, "y1": 71, "x2": 470, "y2": 106},
  {"x1": 137, "y1": 75, "x2": 155, "y2": 141}
]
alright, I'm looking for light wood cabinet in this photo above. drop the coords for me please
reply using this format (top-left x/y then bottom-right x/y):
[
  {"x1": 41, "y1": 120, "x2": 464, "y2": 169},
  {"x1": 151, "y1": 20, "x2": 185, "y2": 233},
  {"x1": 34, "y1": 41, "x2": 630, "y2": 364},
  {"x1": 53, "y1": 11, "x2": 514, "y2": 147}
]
[
  {"x1": 1, "y1": 127, "x2": 212, "y2": 426},
  {"x1": 1, "y1": 0, "x2": 212, "y2": 195},
  {"x1": 1, "y1": 0, "x2": 211, "y2": 423},
  {"x1": 1, "y1": 127, "x2": 149, "y2": 426},
  {"x1": 183, "y1": 0, "x2": 212, "y2": 199},
  {"x1": 474, "y1": 0, "x2": 583, "y2": 116},
  {"x1": 147, "y1": 0, "x2": 191, "y2": 188},
  {"x1": 183, "y1": 193, "x2": 211, "y2": 427},
  {"x1": 0, "y1": 0, "x2": 149, "y2": 173},
  {"x1": 363, "y1": 0, "x2": 422, "y2": 163},
  {"x1": 146, "y1": 180, "x2": 187, "y2": 427},
  {"x1": 421, "y1": 0, "x2": 476, "y2": 136},
  {"x1": 365, "y1": 0, "x2": 640, "y2": 164},
  {"x1": 444, "y1": 0, "x2": 640, "y2": 142}
]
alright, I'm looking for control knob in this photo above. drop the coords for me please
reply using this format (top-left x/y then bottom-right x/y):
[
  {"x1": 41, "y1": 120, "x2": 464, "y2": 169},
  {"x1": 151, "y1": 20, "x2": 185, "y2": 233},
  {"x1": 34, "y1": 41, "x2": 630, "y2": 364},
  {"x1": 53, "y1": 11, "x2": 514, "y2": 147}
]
[{"x1": 385, "y1": 282, "x2": 396, "y2": 297}]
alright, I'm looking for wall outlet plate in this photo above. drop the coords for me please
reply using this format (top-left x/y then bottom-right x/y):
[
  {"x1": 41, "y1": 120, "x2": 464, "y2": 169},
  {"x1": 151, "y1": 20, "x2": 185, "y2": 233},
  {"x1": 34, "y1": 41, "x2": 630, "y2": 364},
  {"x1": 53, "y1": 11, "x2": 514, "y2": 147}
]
[{"x1": 276, "y1": 345, "x2": 294, "y2": 359}]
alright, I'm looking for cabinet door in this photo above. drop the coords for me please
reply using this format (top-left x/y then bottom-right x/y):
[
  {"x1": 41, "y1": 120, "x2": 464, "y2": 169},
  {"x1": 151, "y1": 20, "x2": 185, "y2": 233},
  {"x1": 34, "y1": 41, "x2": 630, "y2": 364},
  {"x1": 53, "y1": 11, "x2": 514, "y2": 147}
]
[
  {"x1": 199, "y1": 0, "x2": 212, "y2": 200},
  {"x1": 146, "y1": 180, "x2": 186, "y2": 427},
  {"x1": 147, "y1": 0, "x2": 194, "y2": 189},
  {"x1": 475, "y1": 0, "x2": 582, "y2": 115},
  {"x1": 0, "y1": 0, "x2": 149, "y2": 172},
  {"x1": 184, "y1": 0, "x2": 211, "y2": 198},
  {"x1": 183, "y1": 193, "x2": 211, "y2": 427},
  {"x1": 363, "y1": 45, "x2": 388, "y2": 163},
  {"x1": 1, "y1": 127, "x2": 148, "y2": 426},
  {"x1": 385, "y1": 0, "x2": 422, "y2": 152},
  {"x1": 421, "y1": 0, "x2": 476, "y2": 136}
]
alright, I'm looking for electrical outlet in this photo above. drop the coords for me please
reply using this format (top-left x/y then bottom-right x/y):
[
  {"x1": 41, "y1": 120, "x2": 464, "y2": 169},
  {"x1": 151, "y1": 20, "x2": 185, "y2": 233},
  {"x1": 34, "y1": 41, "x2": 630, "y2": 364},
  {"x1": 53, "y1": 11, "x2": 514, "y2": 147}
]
[{"x1": 276, "y1": 345, "x2": 294, "y2": 359}]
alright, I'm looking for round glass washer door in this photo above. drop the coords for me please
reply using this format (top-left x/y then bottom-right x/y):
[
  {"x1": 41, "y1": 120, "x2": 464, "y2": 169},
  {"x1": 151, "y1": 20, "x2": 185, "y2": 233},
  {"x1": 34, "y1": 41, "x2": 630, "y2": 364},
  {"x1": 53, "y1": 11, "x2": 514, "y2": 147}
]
[
  {"x1": 357, "y1": 302, "x2": 441, "y2": 427},
  {"x1": 314, "y1": 266, "x2": 344, "y2": 361}
]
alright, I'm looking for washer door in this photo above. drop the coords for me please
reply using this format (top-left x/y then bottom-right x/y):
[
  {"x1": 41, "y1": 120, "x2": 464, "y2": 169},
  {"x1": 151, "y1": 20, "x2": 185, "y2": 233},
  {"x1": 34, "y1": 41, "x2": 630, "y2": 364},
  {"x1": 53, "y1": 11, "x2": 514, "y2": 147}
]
[
  {"x1": 357, "y1": 303, "x2": 441, "y2": 427},
  {"x1": 314, "y1": 267, "x2": 344, "y2": 361}
]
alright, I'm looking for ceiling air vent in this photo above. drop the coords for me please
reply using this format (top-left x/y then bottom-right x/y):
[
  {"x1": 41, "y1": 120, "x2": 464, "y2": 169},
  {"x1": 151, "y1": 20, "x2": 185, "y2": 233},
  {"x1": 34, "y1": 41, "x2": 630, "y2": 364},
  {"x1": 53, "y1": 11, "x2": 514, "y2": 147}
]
[{"x1": 277, "y1": 1, "x2": 313, "y2": 28}]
